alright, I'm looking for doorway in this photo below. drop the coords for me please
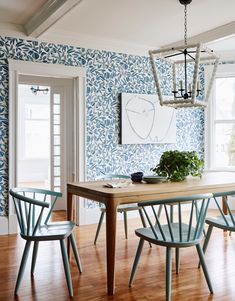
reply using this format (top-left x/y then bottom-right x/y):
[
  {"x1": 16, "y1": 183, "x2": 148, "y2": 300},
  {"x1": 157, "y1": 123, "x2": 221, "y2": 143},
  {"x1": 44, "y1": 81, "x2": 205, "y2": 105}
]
[
  {"x1": 8, "y1": 60, "x2": 86, "y2": 233},
  {"x1": 17, "y1": 75, "x2": 73, "y2": 209}
]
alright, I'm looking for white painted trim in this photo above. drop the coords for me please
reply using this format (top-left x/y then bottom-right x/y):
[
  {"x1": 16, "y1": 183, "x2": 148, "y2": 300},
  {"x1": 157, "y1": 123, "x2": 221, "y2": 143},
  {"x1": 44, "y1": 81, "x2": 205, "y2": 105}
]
[
  {"x1": 8, "y1": 67, "x2": 18, "y2": 234},
  {"x1": 8, "y1": 59, "x2": 86, "y2": 233},
  {"x1": 74, "y1": 76, "x2": 87, "y2": 225},
  {"x1": 8, "y1": 214, "x2": 19, "y2": 234},
  {"x1": 8, "y1": 59, "x2": 86, "y2": 78},
  {"x1": 0, "y1": 217, "x2": 9, "y2": 235},
  {"x1": 204, "y1": 65, "x2": 214, "y2": 170},
  {"x1": 25, "y1": 0, "x2": 83, "y2": 38},
  {"x1": 79, "y1": 207, "x2": 142, "y2": 226},
  {"x1": 204, "y1": 63, "x2": 235, "y2": 172}
]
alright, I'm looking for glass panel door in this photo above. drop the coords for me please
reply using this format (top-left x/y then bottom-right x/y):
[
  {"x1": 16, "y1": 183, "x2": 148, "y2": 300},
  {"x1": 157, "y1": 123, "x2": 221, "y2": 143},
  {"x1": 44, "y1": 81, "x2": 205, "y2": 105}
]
[
  {"x1": 17, "y1": 75, "x2": 73, "y2": 209},
  {"x1": 17, "y1": 84, "x2": 51, "y2": 189},
  {"x1": 51, "y1": 89, "x2": 65, "y2": 199}
]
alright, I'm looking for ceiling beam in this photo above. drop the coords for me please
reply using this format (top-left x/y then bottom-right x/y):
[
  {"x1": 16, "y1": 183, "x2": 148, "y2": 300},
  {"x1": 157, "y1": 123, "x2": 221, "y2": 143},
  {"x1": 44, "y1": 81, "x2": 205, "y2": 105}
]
[
  {"x1": 163, "y1": 20, "x2": 235, "y2": 48},
  {"x1": 24, "y1": 0, "x2": 83, "y2": 38}
]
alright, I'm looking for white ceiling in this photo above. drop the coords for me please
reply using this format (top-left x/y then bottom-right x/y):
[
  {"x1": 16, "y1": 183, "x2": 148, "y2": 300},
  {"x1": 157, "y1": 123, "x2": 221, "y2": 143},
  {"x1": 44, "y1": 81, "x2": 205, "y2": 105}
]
[
  {"x1": 0, "y1": 0, "x2": 235, "y2": 56},
  {"x1": 47, "y1": 0, "x2": 235, "y2": 47}
]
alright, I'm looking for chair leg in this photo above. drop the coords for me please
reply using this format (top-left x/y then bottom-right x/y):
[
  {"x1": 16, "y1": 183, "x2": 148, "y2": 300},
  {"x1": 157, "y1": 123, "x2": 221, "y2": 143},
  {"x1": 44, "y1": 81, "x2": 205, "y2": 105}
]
[
  {"x1": 198, "y1": 225, "x2": 213, "y2": 268},
  {"x1": 60, "y1": 239, "x2": 73, "y2": 297},
  {"x1": 129, "y1": 239, "x2": 144, "y2": 287},
  {"x1": 203, "y1": 225, "x2": 213, "y2": 253},
  {"x1": 196, "y1": 244, "x2": 213, "y2": 294},
  {"x1": 166, "y1": 247, "x2": 172, "y2": 301},
  {"x1": 94, "y1": 211, "x2": 105, "y2": 244},
  {"x1": 123, "y1": 211, "x2": 128, "y2": 239},
  {"x1": 139, "y1": 209, "x2": 152, "y2": 248},
  {"x1": 69, "y1": 233, "x2": 82, "y2": 273},
  {"x1": 175, "y1": 247, "x2": 180, "y2": 274},
  {"x1": 31, "y1": 241, "x2": 39, "y2": 275},
  {"x1": 15, "y1": 241, "x2": 31, "y2": 295}
]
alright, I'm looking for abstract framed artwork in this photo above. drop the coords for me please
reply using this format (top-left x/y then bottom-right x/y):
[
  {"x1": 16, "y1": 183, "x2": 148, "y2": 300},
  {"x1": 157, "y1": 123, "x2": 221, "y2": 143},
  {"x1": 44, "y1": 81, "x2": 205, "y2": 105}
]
[{"x1": 121, "y1": 93, "x2": 176, "y2": 144}]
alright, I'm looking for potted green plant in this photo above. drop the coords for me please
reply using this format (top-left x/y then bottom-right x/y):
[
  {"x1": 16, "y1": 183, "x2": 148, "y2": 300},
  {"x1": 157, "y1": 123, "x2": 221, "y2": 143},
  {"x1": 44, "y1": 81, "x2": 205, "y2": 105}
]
[{"x1": 151, "y1": 150, "x2": 203, "y2": 181}]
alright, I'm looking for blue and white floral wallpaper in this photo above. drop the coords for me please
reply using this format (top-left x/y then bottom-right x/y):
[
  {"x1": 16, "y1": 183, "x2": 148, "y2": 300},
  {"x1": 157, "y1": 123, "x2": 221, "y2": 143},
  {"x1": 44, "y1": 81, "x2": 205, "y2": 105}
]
[{"x1": 0, "y1": 36, "x2": 204, "y2": 215}]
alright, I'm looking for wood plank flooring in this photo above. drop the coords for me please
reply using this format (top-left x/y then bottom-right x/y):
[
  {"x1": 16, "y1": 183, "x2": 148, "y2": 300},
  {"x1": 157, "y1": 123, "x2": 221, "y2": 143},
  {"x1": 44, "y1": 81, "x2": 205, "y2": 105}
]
[{"x1": 0, "y1": 211, "x2": 235, "y2": 300}]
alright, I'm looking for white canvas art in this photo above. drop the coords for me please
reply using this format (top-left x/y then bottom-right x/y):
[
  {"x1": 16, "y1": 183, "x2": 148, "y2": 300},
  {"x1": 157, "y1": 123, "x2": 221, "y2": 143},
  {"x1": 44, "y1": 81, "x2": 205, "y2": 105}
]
[{"x1": 121, "y1": 93, "x2": 176, "y2": 144}]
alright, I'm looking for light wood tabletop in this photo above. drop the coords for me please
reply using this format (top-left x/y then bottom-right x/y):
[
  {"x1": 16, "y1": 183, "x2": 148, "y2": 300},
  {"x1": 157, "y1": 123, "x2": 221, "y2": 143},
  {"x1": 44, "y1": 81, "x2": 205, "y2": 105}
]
[{"x1": 67, "y1": 171, "x2": 235, "y2": 295}]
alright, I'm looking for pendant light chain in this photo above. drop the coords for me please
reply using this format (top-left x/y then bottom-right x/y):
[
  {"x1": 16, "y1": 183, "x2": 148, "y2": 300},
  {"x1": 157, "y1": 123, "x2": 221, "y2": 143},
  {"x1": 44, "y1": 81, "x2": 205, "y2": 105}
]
[{"x1": 184, "y1": 4, "x2": 187, "y2": 46}]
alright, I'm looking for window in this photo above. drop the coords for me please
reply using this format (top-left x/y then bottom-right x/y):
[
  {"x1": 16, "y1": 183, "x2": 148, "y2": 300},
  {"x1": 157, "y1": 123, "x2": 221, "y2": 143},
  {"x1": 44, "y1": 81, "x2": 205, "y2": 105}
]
[{"x1": 206, "y1": 64, "x2": 235, "y2": 170}]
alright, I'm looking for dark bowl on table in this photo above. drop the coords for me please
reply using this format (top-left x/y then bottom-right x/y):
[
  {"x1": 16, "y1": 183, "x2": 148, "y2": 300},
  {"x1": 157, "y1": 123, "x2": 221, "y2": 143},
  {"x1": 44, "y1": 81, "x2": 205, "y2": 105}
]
[{"x1": 131, "y1": 172, "x2": 143, "y2": 182}]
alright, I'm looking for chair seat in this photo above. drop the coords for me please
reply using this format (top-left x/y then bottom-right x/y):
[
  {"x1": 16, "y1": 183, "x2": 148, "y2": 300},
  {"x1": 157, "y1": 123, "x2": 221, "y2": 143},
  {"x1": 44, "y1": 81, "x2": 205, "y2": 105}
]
[
  {"x1": 99, "y1": 203, "x2": 139, "y2": 212},
  {"x1": 206, "y1": 215, "x2": 235, "y2": 231},
  {"x1": 135, "y1": 223, "x2": 200, "y2": 247},
  {"x1": 22, "y1": 221, "x2": 76, "y2": 241}
]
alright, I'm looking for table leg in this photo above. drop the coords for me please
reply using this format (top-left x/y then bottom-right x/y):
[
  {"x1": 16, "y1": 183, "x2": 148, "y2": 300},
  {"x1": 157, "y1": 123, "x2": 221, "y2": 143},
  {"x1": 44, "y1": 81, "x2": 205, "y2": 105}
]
[
  {"x1": 222, "y1": 196, "x2": 228, "y2": 215},
  {"x1": 105, "y1": 201, "x2": 118, "y2": 295},
  {"x1": 67, "y1": 191, "x2": 73, "y2": 259},
  {"x1": 222, "y1": 196, "x2": 228, "y2": 233}
]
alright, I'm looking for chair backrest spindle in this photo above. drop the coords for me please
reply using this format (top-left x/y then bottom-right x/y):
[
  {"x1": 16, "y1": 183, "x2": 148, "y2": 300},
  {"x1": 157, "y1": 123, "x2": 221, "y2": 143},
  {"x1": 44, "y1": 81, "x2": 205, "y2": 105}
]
[
  {"x1": 178, "y1": 202, "x2": 182, "y2": 242},
  {"x1": 151, "y1": 206, "x2": 166, "y2": 241},
  {"x1": 187, "y1": 201, "x2": 195, "y2": 241},
  {"x1": 142, "y1": 207, "x2": 159, "y2": 240},
  {"x1": 164, "y1": 204, "x2": 174, "y2": 242},
  {"x1": 193, "y1": 199, "x2": 206, "y2": 240},
  {"x1": 27, "y1": 203, "x2": 32, "y2": 236}
]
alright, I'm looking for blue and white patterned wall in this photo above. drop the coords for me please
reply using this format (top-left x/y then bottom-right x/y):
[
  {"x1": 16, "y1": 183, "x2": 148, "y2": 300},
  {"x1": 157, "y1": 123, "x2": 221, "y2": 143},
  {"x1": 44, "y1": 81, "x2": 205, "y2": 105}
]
[{"x1": 0, "y1": 36, "x2": 204, "y2": 215}]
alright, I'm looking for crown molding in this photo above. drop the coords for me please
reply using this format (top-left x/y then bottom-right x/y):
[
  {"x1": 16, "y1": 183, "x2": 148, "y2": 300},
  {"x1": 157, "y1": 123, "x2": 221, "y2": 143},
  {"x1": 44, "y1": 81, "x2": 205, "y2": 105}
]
[{"x1": 24, "y1": 0, "x2": 83, "y2": 38}]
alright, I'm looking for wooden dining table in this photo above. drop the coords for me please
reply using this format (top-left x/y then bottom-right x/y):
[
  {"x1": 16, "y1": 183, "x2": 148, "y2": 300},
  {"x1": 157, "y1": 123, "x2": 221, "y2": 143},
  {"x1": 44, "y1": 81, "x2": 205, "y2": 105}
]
[{"x1": 66, "y1": 171, "x2": 235, "y2": 295}]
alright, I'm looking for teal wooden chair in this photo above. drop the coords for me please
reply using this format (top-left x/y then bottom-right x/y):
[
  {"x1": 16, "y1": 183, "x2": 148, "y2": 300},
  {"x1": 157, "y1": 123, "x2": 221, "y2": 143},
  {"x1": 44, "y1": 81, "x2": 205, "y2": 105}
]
[
  {"x1": 157, "y1": 200, "x2": 206, "y2": 273},
  {"x1": 201, "y1": 190, "x2": 235, "y2": 258},
  {"x1": 129, "y1": 193, "x2": 213, "y2": 301},
  {"x1": 94, "y1": 174, "x2": 147, "y2": 244},
  {"x1": 10, "y1": 187, "x2": 82, "y2": 297}
]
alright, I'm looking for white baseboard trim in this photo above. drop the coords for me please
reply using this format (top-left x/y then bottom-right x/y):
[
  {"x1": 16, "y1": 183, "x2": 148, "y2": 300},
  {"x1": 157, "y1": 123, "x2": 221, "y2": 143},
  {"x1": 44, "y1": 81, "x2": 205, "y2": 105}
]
[
  {"x1": 0, "y1": 216, "x2": 8, "y2": 235},
  {"x1": 79, "y1": 207, "x2": 101, "y2": 225},
  {"x1": 8, "y1": 214, "x2": 18, "y2": 234},
  {"x1": 78, "y1": 207, "x2": 141, "y2": 225}
]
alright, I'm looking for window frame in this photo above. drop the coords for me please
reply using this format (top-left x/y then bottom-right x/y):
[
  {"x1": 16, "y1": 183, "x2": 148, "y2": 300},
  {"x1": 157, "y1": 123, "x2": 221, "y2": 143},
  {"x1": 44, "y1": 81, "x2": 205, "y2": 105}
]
[{"x1": 205, "y1": 63, "x2": 235, "y2": 171}]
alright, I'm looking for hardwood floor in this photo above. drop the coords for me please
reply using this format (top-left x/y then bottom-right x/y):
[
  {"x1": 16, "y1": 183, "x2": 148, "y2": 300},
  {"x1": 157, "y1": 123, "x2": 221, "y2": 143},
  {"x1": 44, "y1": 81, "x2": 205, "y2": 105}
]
[{"x1": 0, "y1": 211, "x2": 235, "y2": 300}]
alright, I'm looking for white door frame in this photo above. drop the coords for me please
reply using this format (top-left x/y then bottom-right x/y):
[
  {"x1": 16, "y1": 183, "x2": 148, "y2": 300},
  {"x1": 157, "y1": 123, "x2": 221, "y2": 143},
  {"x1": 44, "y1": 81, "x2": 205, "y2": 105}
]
[{"x1": 7, "y1": 59, "x2": 86, "y2": 234}]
